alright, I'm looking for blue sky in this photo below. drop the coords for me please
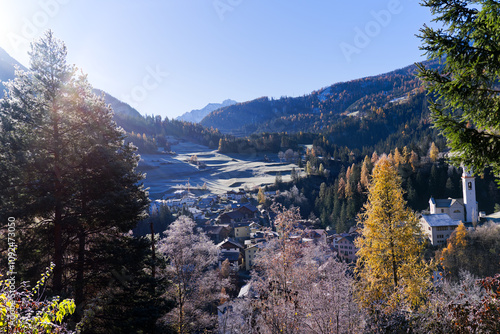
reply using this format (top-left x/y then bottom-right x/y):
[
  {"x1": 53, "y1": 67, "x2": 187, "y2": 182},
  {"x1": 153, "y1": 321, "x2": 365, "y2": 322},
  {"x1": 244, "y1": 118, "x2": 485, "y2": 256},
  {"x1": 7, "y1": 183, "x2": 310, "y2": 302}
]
[{"x1": 0, "y1": 1, "x2": 435, "y2": 119}]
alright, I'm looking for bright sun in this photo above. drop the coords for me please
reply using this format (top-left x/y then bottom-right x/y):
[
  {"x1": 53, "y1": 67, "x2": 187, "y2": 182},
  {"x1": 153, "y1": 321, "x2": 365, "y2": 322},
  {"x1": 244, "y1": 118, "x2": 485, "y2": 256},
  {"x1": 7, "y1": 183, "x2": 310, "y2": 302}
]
[{"x1": 0, "y1": 1, "x2": 47, "y2": 65}]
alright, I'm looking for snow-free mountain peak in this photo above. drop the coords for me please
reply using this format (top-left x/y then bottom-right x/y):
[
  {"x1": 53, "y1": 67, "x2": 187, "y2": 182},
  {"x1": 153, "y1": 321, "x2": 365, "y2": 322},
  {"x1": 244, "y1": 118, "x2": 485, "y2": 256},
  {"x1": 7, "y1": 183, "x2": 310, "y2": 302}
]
[{"x1": 177, "y1": 99, "x2": 237, "y2": 123}]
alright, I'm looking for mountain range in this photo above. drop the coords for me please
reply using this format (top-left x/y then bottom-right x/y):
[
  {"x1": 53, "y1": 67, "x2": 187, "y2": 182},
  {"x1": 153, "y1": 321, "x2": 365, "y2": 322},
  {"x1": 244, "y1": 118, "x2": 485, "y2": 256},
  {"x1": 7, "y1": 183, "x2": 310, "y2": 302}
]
[
  {"x1": 177, "y1": 99, "x2": 237, "y2": 123},
  {"x1": 200, "y1": 60, "x2": 440, "y2": 136},
  {"x1": 0, "y1": 45, "x2": 439, "y2": 145}
]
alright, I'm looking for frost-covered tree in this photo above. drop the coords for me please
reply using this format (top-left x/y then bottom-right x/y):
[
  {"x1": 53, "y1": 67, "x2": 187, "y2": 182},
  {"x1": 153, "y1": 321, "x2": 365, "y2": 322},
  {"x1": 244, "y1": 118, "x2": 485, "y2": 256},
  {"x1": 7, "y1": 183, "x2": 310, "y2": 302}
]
[
  {"x1": 244, "y1": 206, "x2": 364, "y2": 334},
  {"x1": 158, "y1": 216, "x2": 223, "y2": 333},
  {"x1": 300, "y1": 245, "x2": 364, "y2": 334}
]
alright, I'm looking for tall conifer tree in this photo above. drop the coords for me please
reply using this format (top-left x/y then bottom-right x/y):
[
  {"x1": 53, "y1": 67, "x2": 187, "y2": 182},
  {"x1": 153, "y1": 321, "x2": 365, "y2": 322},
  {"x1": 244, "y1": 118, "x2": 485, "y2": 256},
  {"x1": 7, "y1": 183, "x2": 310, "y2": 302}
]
[
  {"x1": 0, "y1": 31, "x2": 148, "y2": 313},
  {"x1": 355, "y1": 156, "x2": 430, "y2": 314},
  {"x1": 418, "y1": 0, "x2": 500, "y2": 179}
]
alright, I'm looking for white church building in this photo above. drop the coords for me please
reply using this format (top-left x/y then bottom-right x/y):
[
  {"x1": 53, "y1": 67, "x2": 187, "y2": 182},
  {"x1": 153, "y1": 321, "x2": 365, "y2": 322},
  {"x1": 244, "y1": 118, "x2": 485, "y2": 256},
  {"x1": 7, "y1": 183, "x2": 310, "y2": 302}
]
[
  {"x1": 429, "y1": 169, "x2": 478, "y2": 223},
  {"x1": 421, "y1": 169, "x2": 479, "y2": 246}
]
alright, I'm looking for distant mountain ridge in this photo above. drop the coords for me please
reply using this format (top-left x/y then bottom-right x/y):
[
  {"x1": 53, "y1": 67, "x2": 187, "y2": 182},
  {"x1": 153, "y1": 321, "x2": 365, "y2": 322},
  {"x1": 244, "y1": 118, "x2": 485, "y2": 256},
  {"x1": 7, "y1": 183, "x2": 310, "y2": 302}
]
[
  {"x1": 0, "y1": 47, "x2": 26, "y2": 97},
  {"x1": 177, "y1": 99, "x2": 237, "y2": 123},
  {"x1": 93, "y1": 88, "x2": 143, "y2": 119},
  {"x1": 200, "y1": 60, "x2": 440, "y2": 136}
]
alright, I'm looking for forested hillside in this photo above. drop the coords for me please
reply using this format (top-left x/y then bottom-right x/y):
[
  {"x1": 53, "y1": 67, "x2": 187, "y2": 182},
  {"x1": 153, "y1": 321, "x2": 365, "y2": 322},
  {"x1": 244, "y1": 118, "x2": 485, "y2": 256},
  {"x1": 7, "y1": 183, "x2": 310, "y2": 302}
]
[{"x1": 201, "y1": 60, "x2": 440, "y2": 136}]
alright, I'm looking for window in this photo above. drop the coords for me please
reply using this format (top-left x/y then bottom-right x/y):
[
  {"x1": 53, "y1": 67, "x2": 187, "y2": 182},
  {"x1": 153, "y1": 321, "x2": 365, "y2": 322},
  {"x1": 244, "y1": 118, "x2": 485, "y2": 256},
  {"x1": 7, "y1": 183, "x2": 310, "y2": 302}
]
[{"x1": 441, "y1": 209, "x2": 445, "y2": 213}]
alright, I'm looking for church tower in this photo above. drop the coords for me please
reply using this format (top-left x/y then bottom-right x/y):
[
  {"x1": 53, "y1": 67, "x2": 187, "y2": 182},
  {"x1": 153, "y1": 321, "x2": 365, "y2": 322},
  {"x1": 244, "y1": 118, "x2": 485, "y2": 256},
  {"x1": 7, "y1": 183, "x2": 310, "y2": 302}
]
[{"x1": 462, "y1": 167, "x2": 478, "y2": 223}]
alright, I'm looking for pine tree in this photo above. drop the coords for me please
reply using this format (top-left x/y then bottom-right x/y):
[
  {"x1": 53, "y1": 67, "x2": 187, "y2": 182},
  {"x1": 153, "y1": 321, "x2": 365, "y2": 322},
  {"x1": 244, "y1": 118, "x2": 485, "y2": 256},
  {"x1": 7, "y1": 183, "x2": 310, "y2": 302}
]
[
  {"x1": 290, "y1": 167, "x2": 299, "y2": 183},
  {"x1": 445, "y1": 177, "x2": 455, "y2": 197},
  {"x1": 0, "y1": 31, "x2": 149, "y2": 317},
  {"x1": 418, "y1": 0, "x2": 500, "y2": 179},
  {"x1": 355, "y1": 155, "x2": 431, "y2": 314},
  {"x1": 275, "y1": 172, "x2": 283, "y2": 186},
  {"x1": 337, "y1": 202, "x2": 347, "y2": 233}
]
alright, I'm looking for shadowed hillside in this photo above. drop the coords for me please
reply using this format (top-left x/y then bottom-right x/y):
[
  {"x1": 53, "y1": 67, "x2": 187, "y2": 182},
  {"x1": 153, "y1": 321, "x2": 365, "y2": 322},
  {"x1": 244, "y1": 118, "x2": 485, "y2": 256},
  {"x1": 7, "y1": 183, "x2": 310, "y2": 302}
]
[{"x1": 201, "y1": 60, "x2": 440, "y2": 136}]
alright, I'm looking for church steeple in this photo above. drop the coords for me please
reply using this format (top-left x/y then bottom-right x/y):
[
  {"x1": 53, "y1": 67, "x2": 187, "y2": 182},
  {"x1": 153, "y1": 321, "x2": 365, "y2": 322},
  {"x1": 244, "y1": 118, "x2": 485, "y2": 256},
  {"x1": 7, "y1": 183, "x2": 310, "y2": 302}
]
[{"x1": 462, "y1": 167, "x2": 478, "y2": 223}]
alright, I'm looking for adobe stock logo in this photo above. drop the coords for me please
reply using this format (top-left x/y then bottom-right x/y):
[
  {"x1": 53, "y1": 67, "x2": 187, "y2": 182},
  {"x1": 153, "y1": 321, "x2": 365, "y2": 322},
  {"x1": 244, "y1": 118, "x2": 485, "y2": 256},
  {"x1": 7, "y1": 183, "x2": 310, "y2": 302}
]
[
  {"x1": 339, "y1": 0, "x2": 403, "y2": 63},
  {"x1": 213, "y1": 0, "x2": 243, "y2": 21},
  {"x1": 8, "y1": 0, "x2": 71, "y2": 52},
  {"x1": 121, "y1": 65, "x2": 169, "y2": 109}
]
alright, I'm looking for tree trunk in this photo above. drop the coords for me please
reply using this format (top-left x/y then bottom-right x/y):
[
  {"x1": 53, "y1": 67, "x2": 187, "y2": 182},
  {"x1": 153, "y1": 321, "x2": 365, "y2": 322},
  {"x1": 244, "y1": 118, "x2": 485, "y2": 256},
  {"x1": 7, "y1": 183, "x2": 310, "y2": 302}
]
[
  {"x1": 390, "y1": 239, "x2": 398, "y2": 288},
  {"x1": 150, "y1": 222, "x2": 156, "y2": 279},
  {"x1": 53, "y1": 204, "x2": 63, "y2": 292},
  {"x1": 52, "y1": 107, "x2": 63, "y2": 293},
  {"x1": 75, "y1": 228, "x2": 86, "y2": 321}
]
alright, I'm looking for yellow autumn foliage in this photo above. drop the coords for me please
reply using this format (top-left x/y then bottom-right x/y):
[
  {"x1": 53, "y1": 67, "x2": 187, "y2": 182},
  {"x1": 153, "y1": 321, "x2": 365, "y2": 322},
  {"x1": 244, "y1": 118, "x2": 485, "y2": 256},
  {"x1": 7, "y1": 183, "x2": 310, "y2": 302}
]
[{"x1": 355, "y1": 155, "x2": 431, "y2": 314}]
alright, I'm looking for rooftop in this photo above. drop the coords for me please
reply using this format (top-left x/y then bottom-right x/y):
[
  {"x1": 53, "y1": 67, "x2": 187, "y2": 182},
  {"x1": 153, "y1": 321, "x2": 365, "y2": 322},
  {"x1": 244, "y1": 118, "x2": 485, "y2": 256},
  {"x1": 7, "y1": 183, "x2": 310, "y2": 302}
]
[
  {"x1": 217, "y1": 238, "x2": 244, "y2": 249},
  {"x1": 430, "y1": 197, "x2": 464, "y2": 208},
  {"x1": 421, "y1": 214, "x2": 461, "y2": 227}
]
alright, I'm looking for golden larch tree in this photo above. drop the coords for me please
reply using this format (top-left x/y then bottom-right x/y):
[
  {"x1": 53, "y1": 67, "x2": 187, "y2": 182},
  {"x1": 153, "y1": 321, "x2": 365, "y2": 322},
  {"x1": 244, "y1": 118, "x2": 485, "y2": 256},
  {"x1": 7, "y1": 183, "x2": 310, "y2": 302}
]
[
  {"x1": 429, "y1": 142, "x2": 439, "y2": 162},
  {"x1": 393, "y1": 148, "x2": 402, "y2": 167},
  {"x1": 360, "y1": 155, "x2": 371, "y2": 190},
  {"x1": 438, "y1": 222, "x2": 468, "y2": 281},
  {"x1": 355, "y1": 155, "x2": 431, "y2": 314}
]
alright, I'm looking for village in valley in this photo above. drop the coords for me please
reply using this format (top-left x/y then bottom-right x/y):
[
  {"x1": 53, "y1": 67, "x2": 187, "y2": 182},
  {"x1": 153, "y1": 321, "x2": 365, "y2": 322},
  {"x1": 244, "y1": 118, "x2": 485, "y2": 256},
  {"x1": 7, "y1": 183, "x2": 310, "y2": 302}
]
[
  {"x1": 143, "y1": 138, "x2": 500, "y2": 300},
  {"x1": 140, "y1": 138, "x2": 364, "y2": 277}
]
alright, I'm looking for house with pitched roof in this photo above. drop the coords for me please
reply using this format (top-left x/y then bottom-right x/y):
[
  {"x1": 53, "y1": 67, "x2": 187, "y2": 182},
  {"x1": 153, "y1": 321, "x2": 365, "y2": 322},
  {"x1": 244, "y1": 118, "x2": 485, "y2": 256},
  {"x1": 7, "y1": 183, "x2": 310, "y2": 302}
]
[
  {"x1": 244, "y1": 243, "x2": 263, "y2": 271},
  {"x1": 237, "y1": 204, "x2": 259, "y2": 219},
  {"x1": 429, "y1": 198, "x2": 465, "y2": 221},
  {"x1": 217, "y1": 239, "x2": 245, "y2": 270},
  {"x1": 218, "y1": 211, "x2": 244, "y2": 225},
  {"x1": 420, "y1": 214, "x2": 462, "y2": 246},
  {"x1": 336, "y1": 234, "x2": 358, "y2": 262},
  {"x1": 203, "y1": 225, "x2": 231, "y2": 244},
  {"x1": 232, "y1": 222, "x2": 251, "y2": 242}
]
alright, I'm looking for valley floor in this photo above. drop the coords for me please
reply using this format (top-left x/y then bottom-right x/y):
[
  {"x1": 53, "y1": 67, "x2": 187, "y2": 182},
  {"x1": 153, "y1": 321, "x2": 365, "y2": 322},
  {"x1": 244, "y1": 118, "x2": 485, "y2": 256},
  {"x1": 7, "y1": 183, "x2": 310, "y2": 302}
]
[{"x1": 139, "y1": 140, "x2": 302, "y2": 199}]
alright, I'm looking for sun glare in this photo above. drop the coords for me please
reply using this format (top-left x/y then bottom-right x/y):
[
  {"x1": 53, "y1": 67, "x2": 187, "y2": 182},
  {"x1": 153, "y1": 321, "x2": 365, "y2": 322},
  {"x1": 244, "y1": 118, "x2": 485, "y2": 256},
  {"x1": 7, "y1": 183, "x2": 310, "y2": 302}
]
[{"x1": 0, "y1": 1, "x2": 49, "y2": 65}]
